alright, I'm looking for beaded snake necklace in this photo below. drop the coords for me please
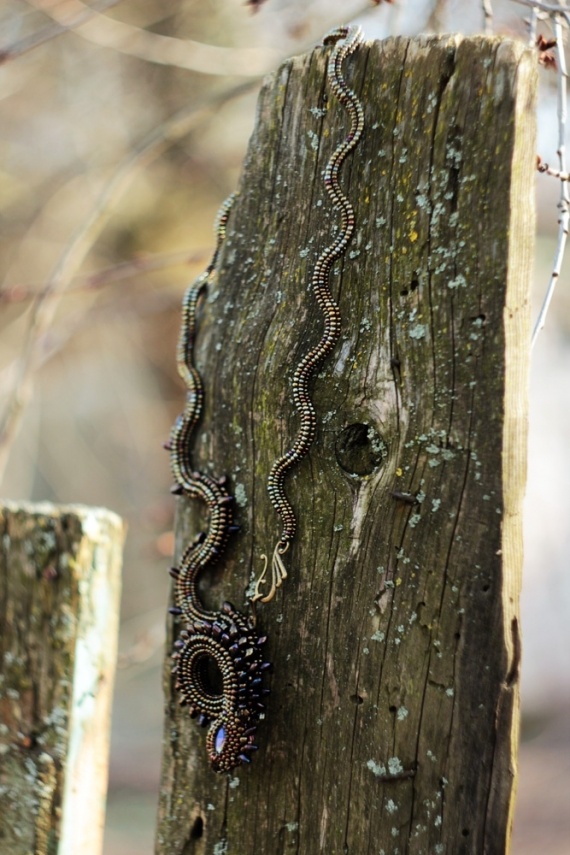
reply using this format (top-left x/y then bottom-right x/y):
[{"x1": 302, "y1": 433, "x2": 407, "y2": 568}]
[{"x1": 168, "y1": 25, "x2": 364, "y2": 773}]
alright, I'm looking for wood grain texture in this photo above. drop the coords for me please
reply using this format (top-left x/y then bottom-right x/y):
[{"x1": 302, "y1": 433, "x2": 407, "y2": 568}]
[
  {"x1": 0, "y1": 502, "x2": 124, "y2": 855},
  {"x1": 157, "y1": 35, "x2": 536, "y2": 855}
]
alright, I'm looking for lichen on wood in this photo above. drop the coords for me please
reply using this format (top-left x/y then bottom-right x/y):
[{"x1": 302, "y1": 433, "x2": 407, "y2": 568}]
[
  {"x1": 0, "y1": 502, "x2": 124, "y2": 855},
  {"x1": 157, "y1": 35, "x2": 536, "y2": 854}
]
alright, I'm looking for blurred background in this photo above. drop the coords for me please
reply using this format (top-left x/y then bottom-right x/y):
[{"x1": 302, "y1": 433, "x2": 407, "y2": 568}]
[{"x1": 0, "y1": 1, "x2": 568, "y2": 853}]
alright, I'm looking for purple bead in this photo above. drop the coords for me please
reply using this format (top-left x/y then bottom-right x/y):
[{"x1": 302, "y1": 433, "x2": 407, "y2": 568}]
[{"x1": 214, "y1": 726, "x2": 226, "y2": 754}]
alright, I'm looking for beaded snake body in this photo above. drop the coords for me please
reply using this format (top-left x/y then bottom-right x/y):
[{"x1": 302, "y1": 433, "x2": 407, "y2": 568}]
[
  {"x1": 254, "y1": 24, "x2": 365, "y2": 603},
  {"x1": 168, "y1": 198, "x2": 270, "y2": 774},
  {"x1": 169, "y1": 25, "x2": 364, "y2": 772}
]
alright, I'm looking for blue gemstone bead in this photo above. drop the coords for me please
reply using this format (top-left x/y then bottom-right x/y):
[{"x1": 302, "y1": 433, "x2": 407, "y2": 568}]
[{"x1": 214, "y1": 726, "x2": 226, "y2": 754}]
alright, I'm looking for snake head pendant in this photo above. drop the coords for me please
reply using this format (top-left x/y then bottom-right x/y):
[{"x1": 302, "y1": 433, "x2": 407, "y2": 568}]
[{"x1": 171, "y1": 602, "x2": 270, "y2": 773}]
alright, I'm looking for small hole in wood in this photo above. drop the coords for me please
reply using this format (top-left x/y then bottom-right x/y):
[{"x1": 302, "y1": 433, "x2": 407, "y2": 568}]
[
  {"x1": 190, "y1": 816, "x2": 204, "y2": 840},
  {"x1": 400, "y1": 272, "x2": 419, "y2": 297},
  {"x1": 335, "y1": 423, "x2": 387, "y2": 477},
  {"x1": 461, "y1": 828, "x2": 470, "y2": 837},
  {"x1": 350, "y1": 694, "x2": 364, "y2": 705},
  {"x1": 400, "y1": 277, "x2": 419, "y2": 297},
  {"x1": 481, "y1": 583, "x2": 490, "y2": 593}
]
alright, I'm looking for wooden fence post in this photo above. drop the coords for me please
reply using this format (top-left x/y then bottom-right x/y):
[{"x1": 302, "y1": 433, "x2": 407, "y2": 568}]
[
  {"x1": 157, "y1": 35, "x2": 536, "y2": 854},
  {"x1": 0, "y1": 502, "x2": 124, "y2": 855}
]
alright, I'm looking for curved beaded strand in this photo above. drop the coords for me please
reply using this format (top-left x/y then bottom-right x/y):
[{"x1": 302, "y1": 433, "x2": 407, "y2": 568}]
[
  {"x1": 254, "y1": 25, "x2": 365, "y2": 603},
  {"x1": 169, "y1": 195, "x2": 236, "y2": 624},
  {"x1": 168, "y1": 194, "x2": 271, "y2": 773}
]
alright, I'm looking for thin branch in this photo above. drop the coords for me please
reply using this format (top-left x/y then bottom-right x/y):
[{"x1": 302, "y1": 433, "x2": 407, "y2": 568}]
[
  {"x1": 532, "y1": 12, "x2": 570, "y2": 346},
  {"x1": 511, "y1": 0, "x2": 564, "y2": 11},
  {"x1": 425, "y1": 0, "x2": 449, "y2": 31},
  {"x1": 0, "y1": 0, "x2": 124, "y2": 64},
  {"x1": 10, "y1": 0, "x2": 381, "y2": 77},
  {"x1": 527, "y1": 6, "x2": 541, "y2": 45},
  {"x1": 24, "y1": 0, "x2": 279, "y2": 77},
  {"x1": 0, "y1": 79, "x2": 257, "y2": 482},
  {"x1": 537, "y1": 159, "x2": 570, "y2": 179},
  {"x1": 482, "y1": 0, "x2": 494, "y2": 35},
  {"x1": 0, "y1": 284, "x2": 188, "y2": 407},
  {"x1": 511, "y1": 0, "x2": 570, "y2": 27},
  {"x1": 0, "y1": 249, "x2": 210, "y2": 304}
]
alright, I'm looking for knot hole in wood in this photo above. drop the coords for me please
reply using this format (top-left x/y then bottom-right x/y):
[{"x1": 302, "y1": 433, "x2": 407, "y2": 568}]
[{"x1": 334, "y1": 422, "x2": 387, "y2": 477}]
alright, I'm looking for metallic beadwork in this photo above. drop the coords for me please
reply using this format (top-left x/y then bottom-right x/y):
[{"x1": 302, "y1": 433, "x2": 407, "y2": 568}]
[
  {"x1": 256, "y1": 25, "x2": 365, "y2": 602},
  {"x1": 171, "y1": 604, "x2": 269, "y2": 774},
  {"x1": 170, "y1": 23, "x2": 365, "y2": 762},
  {"x1": 169, "y1": 193, "x2": 270, "y2": 773}
]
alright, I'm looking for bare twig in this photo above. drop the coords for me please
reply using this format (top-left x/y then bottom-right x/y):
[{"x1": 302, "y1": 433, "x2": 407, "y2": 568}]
[
  {"x1": 0, "y1": 249, "x2": 210, "y2": 305},
  {"x1": 24, "y1": 0, "x2": 279, "y2": 77},
  {"x1": 0, "y1": 0, "x2": 124, "y2": 63},
  {"x1": 482, "y1": 0, "x2": 494, "y2": 35},
  {"x1": 0, "y1": 80, "x2": 257, "y2": 482},
  {"x1": 527, "y1": 6, "x2": 542, "y2": 44},
  {"x1": 532, "y1": 12, "x2": 570, "y2": 346},
  {"x1": 0, "y1": 283, "x2": 190, "y2": 406},
  {"x1": 537, "y1": 158, "x2": 570, "y2": 179},
  {"x1": 512, "y1": 0, "x2": 568, "y2": 11},
  {"x1": 511, "y1": 0, "x2": 570, "y2": 27},
  {"x1": 425, "y1": 0, "x2": 449, "y2": 30},
  {"x1": 24, "y1": 0, "x2": 382, "y2": 77}
]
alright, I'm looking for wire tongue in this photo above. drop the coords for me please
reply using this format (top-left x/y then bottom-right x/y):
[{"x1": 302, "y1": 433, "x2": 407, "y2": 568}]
[{"x1": 252, "y1": 542, "x2": 289, "y2": 603}]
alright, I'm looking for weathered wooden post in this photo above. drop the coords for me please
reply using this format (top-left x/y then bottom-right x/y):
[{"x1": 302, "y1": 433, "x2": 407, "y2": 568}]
[
  {"x1": 0, "y1": 502, "x2": 124, "y2": 855},
  {"x1": 157, "y1": 34, "x2": 536, "y2": 854}
]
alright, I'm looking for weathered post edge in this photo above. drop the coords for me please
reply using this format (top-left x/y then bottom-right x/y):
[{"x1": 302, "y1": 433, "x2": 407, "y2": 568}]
[
  {"x1": 0, "y1": 501, "x2": 124, "y2": 855},
  {"x1": 500, "y1": 37, "x2": 537, "y2": 843}
]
